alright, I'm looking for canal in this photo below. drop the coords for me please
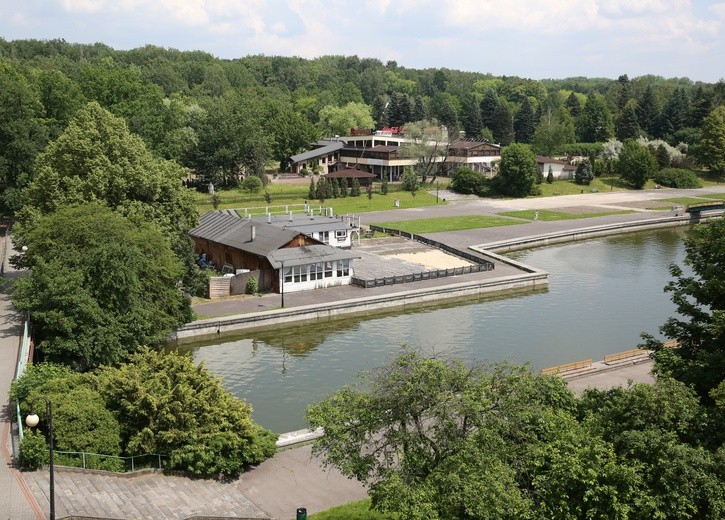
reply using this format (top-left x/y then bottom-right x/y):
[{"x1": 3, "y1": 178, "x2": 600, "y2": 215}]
[{"x1": 176, "y1": 227, "x2": 689, "y2": 433}]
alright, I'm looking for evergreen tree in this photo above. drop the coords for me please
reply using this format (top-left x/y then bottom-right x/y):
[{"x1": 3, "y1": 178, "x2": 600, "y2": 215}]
[
  {"x1": 412, "y1": 96, "x2": 427, "y2": 122},
  {"x1": 480, "y1": 89, "x2": 499, "y2": 131},
  {"x1": 688, "y1": 85, "x2": 712, "y2": 128},
  {"x1": 462, "y1": 94, "x2": 483, "y2": 138},
  {"x1": 616, "y1": 99, "x2": 641, "y2": 140},
  {"x1": 616, "y1": 74, "x2": 631, "y2": 110},
  {"x1": 694, "y1": 105, "x2": 725, "y2": 176},
  {"x1": 331, "y1": 176, "x2": 340, "y2": 198},
  {"x1": 576, "y1": 92, "x2": 614, "y2": 142},
  {"x1": 657, "y1": 87, "x2": 689, "y2": 140},
  {"x1": 325, "y1": 175, "x2": 334, "y2": 198},
  {"x1": 637, "y1": 84, "x2": 659, "y2": 136},
  {"x1": 492, "y1": 100, "x2": 515, "y2": 145},
  {"x1": 316, "y1": 176, "x2": 327, "y2": 200},
  {"x1": 339, "y1": 177, "x2": 349, "y2": 198},
  {"x1": 398, "y1": 94, "x2": 412, "y2": 126},
  {"x1": 514, "y1": 98, "x2": 535, "y2": 143},
  {"x1": 546, "y1": 165, "x2": 554, "y2": 183},
  {"x1": 438, "y1": 99, "x2": 459, "y2": 135},
  {"x1": 388, "y1": 92, "x2": 405, "y2": 127},
  {"x1": 308, "y1": 175, "x2": 316, "y2": 200},
  {"x1": 351, "y1": 177, "x2": 361, "y2": 196},
  {"x1": 565, "y1": 92, "x2": 582, "y2": 117},
  {"x1": 574, "y1": 159, "x2": 594, "y2": 185},
  {"x1": 381, "y1": 177, "x2": 389, "y2": 195}
]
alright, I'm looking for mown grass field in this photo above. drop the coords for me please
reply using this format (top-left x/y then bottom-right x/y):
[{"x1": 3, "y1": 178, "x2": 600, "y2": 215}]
[
  {"x1": 373, "y1": 215, "x2": 524, "y2": 234},
  {"x1": 498, "y1": 209, "x2": 636, "y2": 221},
  {"x1": 193, "y1": 181, "x2": 445, "y2": 214}
]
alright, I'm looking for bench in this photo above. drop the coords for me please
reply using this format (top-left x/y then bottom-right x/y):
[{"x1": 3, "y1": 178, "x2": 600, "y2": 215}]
[
  {"x1": 604, "y1": 348, "x2": 649, "y2": 365},
  {"x1": 542, "y1": 359, "x2": 593, "y2": 377}
]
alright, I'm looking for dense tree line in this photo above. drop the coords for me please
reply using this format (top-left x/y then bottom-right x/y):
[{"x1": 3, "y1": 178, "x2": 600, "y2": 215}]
[{"x1": 2, "y1": 38, "x2": 724, "y2": 213}]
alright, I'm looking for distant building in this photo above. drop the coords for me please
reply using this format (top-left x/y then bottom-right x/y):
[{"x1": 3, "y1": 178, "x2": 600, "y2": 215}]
[{"x1": 536, "y1": 156, "x2": 576, "y2": 180}]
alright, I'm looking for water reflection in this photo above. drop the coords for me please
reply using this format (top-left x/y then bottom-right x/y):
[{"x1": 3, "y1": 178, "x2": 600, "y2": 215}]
[{"x1": 181, "y1": 227, "x2": 690, "y2": 433}]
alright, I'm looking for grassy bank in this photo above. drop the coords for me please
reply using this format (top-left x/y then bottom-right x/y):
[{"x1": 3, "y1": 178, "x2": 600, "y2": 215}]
[{"x1": 372, "y1": 215, "x2": 524, "y2": 234}]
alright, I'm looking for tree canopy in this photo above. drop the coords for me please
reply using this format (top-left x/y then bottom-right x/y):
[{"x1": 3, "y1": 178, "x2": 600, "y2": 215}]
[
  {"x1": 12, "y1": 203, "x2": 191, "y2": 369},
  {"x1": 494, "y1": 143, "x2": 538, "y2": 197}
]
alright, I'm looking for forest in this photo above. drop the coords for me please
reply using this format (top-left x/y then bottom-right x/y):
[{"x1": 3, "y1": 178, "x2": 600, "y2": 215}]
[{"x1": 2, "y1": 38, "x2": 723, "y2": 215}]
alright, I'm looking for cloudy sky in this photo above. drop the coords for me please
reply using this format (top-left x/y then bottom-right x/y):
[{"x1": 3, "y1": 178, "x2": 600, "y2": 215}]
[{"x1": 1, "y1": 0, "x2": 723, "y2": 82}]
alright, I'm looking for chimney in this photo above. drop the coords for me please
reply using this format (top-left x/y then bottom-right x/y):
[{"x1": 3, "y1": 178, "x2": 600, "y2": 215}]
[{"x1": 251, "y1": 225, "x2": 256, "y2": 241}]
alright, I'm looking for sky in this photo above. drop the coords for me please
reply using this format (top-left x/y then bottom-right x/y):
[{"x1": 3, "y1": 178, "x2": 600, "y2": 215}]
[{"x1": 1, "y1": 0, "x2": 723, "y2": 83}]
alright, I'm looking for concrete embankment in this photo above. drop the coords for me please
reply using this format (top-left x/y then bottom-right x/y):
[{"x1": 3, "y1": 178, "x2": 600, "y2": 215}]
[{"x1": 173, "y1": 267, "x2": 547, "y2": 341}]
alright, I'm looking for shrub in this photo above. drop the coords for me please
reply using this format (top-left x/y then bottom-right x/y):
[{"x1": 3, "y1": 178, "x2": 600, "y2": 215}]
[
  {"x1": 19, "y1": 430, "x2": 48, "y2": 470},
  {"x1": 574, "y1": 160, "x2": 594, "y2": 185},
  {"x1": 381, "y1": 178, "x2": 389, "y2": 195},
  {"x1": 246, "y1": 276, "x2": 258, "y2": 294},
  {"x1": 241, "y1": 176, "x2": 263, "y2": 194},
  {"x1": 351, "y1": 178, "x2": 361, "y2": 196},
  {"x1": 450, "y1": 167, "x2": 484, "y2": 195},
  {"x1": 654, "y1": 168, "x2": 703, "y2": 189}
]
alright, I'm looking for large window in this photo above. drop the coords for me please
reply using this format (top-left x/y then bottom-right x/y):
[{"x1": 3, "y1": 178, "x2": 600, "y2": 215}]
[
  {"x1": 310, "y1": 262, "x2": 323, "y2": 281},
  {"x1": 284, "y1": 265, "x2": 308, "y2": 283},
  {"x1": 319, "y1": 231, "x2": 330, "y2": 244},
  {"x1": 324, "y1": 261, "x2": 333, "y2": 278},
  {"x1": 336, "y1": 259, "x2": 350, "y2": 277}
]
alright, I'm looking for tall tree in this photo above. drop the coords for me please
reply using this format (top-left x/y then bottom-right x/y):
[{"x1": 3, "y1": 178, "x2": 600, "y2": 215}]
[
  {"x1": 637, "y1": 84, "x2": 660, "y2": 136},
  {"x1": 318, "y1": 101, "x2": 375, "y2": 136},
  {"x1": 401, "y1": 120, "x2": 450, "y2": 183},
  {"x1": 12, "y1": 204, "x2": 191, "y2": 369},
  {"x1": 412, "y1": 96, "x2": 427, "y2": 122},
  {"x1": 514, "y1": 97, "x2": 535, "y2": 143},
  {"x1": 617, "y1": 139, "x2": 656, "y2": 189},
  {"x1": 461, "y1": 94, "x2": 483, "y2": 138},
  {"x1": 616, "y1": 74, "x2": 632, "y2": 110},
  {"x1": 616, "y1": 99, "x2": 641, "y2": 140},
  {"x1": 657, "y1": 87, "x2": 690, "y2": 140},
  {"x1": 694, "y1": 105, "x2": 725, "y2": 177},
  {"x1": 491, "y1": 100, "x2": 515, "y2": 145},
  {"x1": 576, "y1": 92, "x2": 614, "y2": 142},
  {"x1": 495, "y1": 143, "x2": 538, "y2": 197},
  {"x1": 565, "y1": 91, "x2": 582, "y2": 117},
  {"x1": 20, "y1": 101, "x2": 196, "y2": 236},
  {"x1": 643, "y1": 217, "x2": 725, "y2": 402},
  {"x1": 479, "y1": 89, "x2": 499, "y2": 132},
  {"x1": 532, "y1": 108, "x2": 575, "y2": 156}
]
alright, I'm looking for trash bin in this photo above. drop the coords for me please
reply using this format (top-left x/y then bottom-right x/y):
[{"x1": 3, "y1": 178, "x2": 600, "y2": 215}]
[
  {"x1": 394, "y1": 199, "x2": 400, "y2": 207},
  {"x1": 296, "y1": 507, "x2": 307, "y2": 520}
]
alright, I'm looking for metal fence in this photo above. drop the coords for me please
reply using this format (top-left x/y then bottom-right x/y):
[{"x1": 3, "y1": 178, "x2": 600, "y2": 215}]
[
  {"x1": 53, "y1": 451, "x2": 168, "y2": 472},
  {"x1": 355, "y1": 225, "x2": 496, "y2": 289},
  {"x1": 352, "y1": 263, "x2": 493, "y2": 288}
]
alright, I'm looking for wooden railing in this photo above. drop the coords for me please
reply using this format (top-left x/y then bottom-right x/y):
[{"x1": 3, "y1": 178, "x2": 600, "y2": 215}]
[{"x1": 542, "y1": 359, "x2": 592, "y2": 376}]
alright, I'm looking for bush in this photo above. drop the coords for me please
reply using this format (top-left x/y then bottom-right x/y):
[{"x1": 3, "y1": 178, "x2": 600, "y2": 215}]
[
  {"x1": 450, "y1": 167, "x2": 484, "y2": 195},
  {"x1": 246, "y1": 276, "x2": 258, "y2": 294},
  {"x1": 242, "y1": 176, "x2": 263, "y2": 194},
  {"x1": 381, "y1": 178, "x2": 389, "y2": 195},
  {"x1": 19, "y1": 430, "x2": 48, "y2": 470},
  {"x1": 654, "y1": 168, "x2": 703, "y2": 189},
  {"x1": 574, "y1": 160, "x2": 594, "y2": 185}
]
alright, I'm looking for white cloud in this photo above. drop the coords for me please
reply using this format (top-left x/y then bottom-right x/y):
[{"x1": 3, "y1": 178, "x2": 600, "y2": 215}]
[
  {"x1": 710, "y1": 2, "x2": 725, "y2": 18},
  {"x1": 60, "y1": 0, "x2": 104, "y2": 13}
]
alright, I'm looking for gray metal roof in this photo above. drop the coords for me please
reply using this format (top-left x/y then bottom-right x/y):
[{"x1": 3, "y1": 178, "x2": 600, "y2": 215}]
[
  {"x1": 290, "y1": 141, "x2": 344, "y2": 164},
  {"x1": 251, "y1": 214, "x2": 357, "y2": 233},
  {"x1": 267, "y1": 245, "x2": 361, "y2": 269},
  {"x1": 190, "y1": 212, "x2": 303, "y2": 257}
]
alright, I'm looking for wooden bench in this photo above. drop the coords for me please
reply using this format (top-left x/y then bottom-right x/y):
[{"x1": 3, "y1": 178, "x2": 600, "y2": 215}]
[
  {"x1": 542, "y1": 359, "x2": 593, "y2": 377},
  {"x1": 604, "y1": 348, "x2": 650, "y2": 365}
]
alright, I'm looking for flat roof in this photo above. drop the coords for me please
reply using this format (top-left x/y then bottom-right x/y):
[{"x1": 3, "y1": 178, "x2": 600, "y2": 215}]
[{"x1": 268, "y1": 245, "x2": 361, "y2": 269}]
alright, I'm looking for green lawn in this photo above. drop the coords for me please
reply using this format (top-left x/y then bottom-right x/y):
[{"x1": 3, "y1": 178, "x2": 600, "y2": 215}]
[
  {"x1": 498, "y1": 209, "x2": 636, "y2": 221},
  {"x1": 194, "y1": 183, "x2": 444, "y2": 214},
  {"x1": 537, "y1": 177, "x2": 626, "y2": 196},
  {"x1": 373, "y1": 215, "x2": 525, "y2": 234},
  {"x1": 655, "y1": 196, "x2": 720, "y2": 205},
  {"x1": 310, "y1": 500, "x2": 397, "y2": 520}
]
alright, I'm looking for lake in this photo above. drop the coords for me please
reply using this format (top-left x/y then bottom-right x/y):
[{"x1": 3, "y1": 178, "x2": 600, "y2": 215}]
[{"x1": 176, "y1": 227, "x2": 689, "y2": 433}]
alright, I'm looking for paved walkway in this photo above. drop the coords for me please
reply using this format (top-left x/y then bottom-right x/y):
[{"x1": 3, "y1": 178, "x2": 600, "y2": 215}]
[{"x1": 1, "y1": 231, "x2": 43, "y2": 520}]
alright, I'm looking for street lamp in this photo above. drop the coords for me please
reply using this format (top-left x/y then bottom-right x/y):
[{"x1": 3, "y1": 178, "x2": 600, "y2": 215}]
[
  {"x1": 26, "y1": 398, "x2": 56, "y2": 520},
  {"x1": 280, "y1": 260, "x2": 285, "y2": 309}
]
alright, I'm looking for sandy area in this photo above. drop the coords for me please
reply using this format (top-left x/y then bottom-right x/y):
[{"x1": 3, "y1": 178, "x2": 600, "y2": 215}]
[{"x1": 389, "y1": 249, "x2": 473, "y2": 269}]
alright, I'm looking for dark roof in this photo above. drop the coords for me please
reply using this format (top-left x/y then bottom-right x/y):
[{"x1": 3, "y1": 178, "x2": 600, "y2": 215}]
[
  {"x1": 326, "y1": 168, "x2": 376, "y2": 179},
  {"x1": 268, "y1": 245, "x2": 360, "y2": 269},
  {"x1": 448, "y1": 140, "x2": 501, "y2": 150},
  {"x1": 190, "y1": 212, "x2": 303, "y2": 257},
  {"x1": 536, "y1": 156, "x2": 568, "y2": 165},
  {"x1": 290, "y1": 141, "x2": 344, "y2": 164}
]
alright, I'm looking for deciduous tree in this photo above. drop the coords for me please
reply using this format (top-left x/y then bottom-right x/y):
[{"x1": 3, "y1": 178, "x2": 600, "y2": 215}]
[
  {"x1": 495, "y1": 143, "x2": 538, "y2": 197},
  {"x1": 617, "y1": 139, "x2": 656, "y2": 189}
]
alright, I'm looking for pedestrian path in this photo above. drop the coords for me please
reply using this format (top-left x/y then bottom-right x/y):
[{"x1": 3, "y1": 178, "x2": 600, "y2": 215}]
[{"x1": 1, "y1": 231, "x2": 42, "y2": 520}]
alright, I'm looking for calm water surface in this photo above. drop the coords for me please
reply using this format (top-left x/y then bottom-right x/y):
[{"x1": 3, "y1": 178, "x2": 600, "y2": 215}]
[{"x1": 177, "y1": 228, "x2": 689, "y2": 433}]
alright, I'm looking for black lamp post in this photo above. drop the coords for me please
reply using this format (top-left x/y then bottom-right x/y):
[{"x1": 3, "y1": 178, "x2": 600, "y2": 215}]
[
  {"x1": 280, "y1": 260, "x2": 285, "y2": 309},
  {"x1": 26, "y1": 399, "x2": 55, "y2": 520}
]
